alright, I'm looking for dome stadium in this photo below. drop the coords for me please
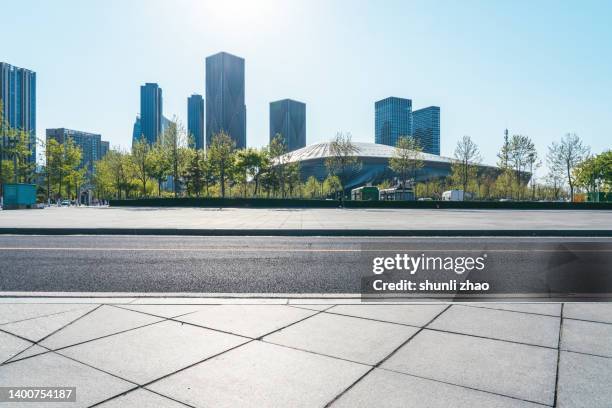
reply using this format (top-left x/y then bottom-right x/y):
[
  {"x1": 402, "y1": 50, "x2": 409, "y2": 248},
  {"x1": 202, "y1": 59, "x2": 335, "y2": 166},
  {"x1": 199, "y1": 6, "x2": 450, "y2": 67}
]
[{"x1": 276, "y1": 142, "x2": 500, "y2": 190}]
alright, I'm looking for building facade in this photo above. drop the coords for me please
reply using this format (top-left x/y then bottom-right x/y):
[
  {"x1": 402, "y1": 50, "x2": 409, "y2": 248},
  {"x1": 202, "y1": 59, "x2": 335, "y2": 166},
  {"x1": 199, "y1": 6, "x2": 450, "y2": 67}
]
[
  {"x1": 269, "y1": 99, "x2": 306, "y2": 152},
  {"x1": 187, "y1": 94, "x2": 204, "y2": 150},
  {"x1": 412, "y1": 106, "x2": 440, "y2": 155},
  {"x1": 205, "y1": 52, "x2": 246, "y2": 149},
  {"x1": 140, "y1": 83, "x2": 162, "y2": 145},
  {"x1": 375, "y1": 97, "x2": 412, "y2": 148},
  {"x1": 46, "y1": 128, "x2": 108, "y2": 176},
  {"x1": 131, "y1": 115, "x2": 142, "y2": 146},
  {"x1": 0, "y1": 62, "x2": 36, "y2": 163}
]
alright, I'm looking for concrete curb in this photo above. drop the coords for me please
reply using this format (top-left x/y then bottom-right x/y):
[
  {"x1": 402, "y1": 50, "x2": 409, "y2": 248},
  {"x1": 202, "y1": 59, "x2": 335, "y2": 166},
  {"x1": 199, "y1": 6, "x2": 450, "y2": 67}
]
[{"x1": 0, "y1": 227, "x2": 611, "y2": 237}]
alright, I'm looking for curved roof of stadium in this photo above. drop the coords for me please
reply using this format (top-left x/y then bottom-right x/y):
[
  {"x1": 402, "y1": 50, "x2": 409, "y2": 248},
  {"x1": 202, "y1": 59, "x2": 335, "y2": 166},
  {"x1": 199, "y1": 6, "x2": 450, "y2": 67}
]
[{"x1": 278, "y1": 142, "x2": 453, "y2": 163}]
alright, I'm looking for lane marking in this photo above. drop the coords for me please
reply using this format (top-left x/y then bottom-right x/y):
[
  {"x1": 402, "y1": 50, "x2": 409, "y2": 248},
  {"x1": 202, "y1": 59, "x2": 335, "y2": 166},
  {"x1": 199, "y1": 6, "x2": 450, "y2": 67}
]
[{"x1": 0, "y1": 247, "x2": 611, "y2": 253}]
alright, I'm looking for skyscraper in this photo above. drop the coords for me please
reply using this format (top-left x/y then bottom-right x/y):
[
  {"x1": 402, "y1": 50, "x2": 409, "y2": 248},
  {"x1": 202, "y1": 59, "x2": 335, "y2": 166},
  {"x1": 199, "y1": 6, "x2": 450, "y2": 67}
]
[
  {"x1": 269, "y1": 99, "x2": 306, "y2": 152},
  {"x1": 187, "y1": 94, "x2": 204, "y2": 150},
  {"x1": 46, "y1": 128, "x2": 109, "y2": 176},
  {"x1": 131, "y1": 115, "x2": 142, "y2": 146},
  {"x1": 412, "y1": 106, "x2": 440, "y2": 155},
  {"x1": 205, "y1": 52, "x2": 246, "y2": 149},
  {"x1": 375, "y1": 97, "x2": 412, "y2": 147},
  {"x1": 0, "y1": 62, "x2": 36, "y2": 163},
  {"x1": 140, "y1": 83, "x2": 162, "y2": 145}
]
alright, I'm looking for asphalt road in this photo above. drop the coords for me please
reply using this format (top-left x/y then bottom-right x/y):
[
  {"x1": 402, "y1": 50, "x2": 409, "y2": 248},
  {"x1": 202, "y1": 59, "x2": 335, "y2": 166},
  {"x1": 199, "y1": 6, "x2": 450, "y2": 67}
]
[{"x1": 0, "y1": 235, "x2": 611, "y2": 295}]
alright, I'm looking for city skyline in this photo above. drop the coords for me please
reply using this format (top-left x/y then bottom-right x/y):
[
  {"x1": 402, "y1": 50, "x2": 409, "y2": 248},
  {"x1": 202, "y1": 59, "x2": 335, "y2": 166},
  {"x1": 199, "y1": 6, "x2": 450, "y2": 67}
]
[{"x1": 2, "y1": 0, "x2": 611, "y2": 172}]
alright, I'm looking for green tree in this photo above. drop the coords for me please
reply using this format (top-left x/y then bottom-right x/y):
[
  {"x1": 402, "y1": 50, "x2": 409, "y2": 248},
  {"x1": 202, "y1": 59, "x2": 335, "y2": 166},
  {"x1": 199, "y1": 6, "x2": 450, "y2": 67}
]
[
  {"x1": 324, "y1": 132, "x2": 361, "y2": 196},
  {"x1": 208, "y1": 131, "x2": 236, "y2": 198},
  {"x1": 149, "y1": 141, "x2": 171, "y2": 197},
  {"x1": 162, "y1": 118, "x2": 190, "y2": 197},
  {"x1": 574, "y1": 150, "x2": 611, "y2": 195},
  {"x1": 451, "y1": 135, "x2": 481, "y2": 197},
  {"x1": 131, "y1": 136, "x2": 154, "y2": 197},
  {"x1": 304, "y1": 176, "x2": 321, "y2": 199},
  {"x1": 183, "y1": 148, "x2": 207, "y2": 197},
  {"x1": 389, "y1": 136, "x2": 423, "y2": 197},
  {"x1": 548, "y1": 133, "x2": 590, "y2": 201}
]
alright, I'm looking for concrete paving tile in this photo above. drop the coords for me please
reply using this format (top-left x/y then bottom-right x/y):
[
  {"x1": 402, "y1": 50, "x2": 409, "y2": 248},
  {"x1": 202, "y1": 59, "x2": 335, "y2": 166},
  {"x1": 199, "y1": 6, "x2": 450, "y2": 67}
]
[
  {"x1": 58, "y1": 320, "x2": 248, "y2": 384},
  {"x1": 382, "y1": 330, "x2": 557, "y2": 405},
  {"x1": 175, "y1": 305, "x2": 317, "y2": 338},
  {"x1": 4, "y1": 344, "x2": 49, "y2": 363},
  {"x1": 148, "y1": 340, "x2": 370, "y2": 408},
  {"x1": 288, "y1": 304, "x2": 333, "y2": 311},
  {"x1": 557, "y1": 351, "x2": 612, "y2": 408},
  {"x1": 468, "y1": 303, "x2": 562, "y2": 316},
  {"x1": 561, "y1": 319, "x2": 612, "y2": 357},
  {"x1": 429, "y1": 305, "x2": 560, "y2": 347},
  {"x1": 97, "y1": 388, "x2": 188, "y2": 407},
  {"x1": 333, "y1": 368, "x2": 543, "y2": 408},
  {"x1": 0, "y1": 297, "x2": 134, "y2": 304},
  {"x1": 0, "y1": 303, "x2": 89, "y2": 324},
  {"x1": 40, "y1": 305, "x2": 163, "y2": 350},
  {"x1": 0, "y1": 331, "x2": 33, "y2": 363},
  {"x1": 329, "y1": 304, "x2": 448, "y2": 326},
  {"x1": 265, "y1": 312, "x2": 418, "y2": 365},
  {"x1": 564, "y1": 303, "x2": 612, "y2": 324},
  {"x1": 118, "y1": 304, "x2": 205, "y2": 318},
  {"x1": 0, "y1": 352, "x2": 133, "y2": 408},
  {"x1": 0, "y1": 306, "x2": 97, "y2": 342}
]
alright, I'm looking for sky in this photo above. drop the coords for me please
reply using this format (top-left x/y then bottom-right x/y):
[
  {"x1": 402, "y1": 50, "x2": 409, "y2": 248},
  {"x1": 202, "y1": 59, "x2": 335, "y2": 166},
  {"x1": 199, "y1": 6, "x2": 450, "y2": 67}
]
[{"x1": 3, "y1": 0, "x2": 611, "y2": 174}]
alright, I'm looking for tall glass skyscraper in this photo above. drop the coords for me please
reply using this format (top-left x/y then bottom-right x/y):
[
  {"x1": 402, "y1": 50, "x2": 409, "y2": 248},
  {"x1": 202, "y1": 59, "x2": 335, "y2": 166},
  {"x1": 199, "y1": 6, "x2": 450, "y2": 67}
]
[
  {"x1": 412, "y1": 106, "x2": 440, "y2": 155},
  {"x1": 140, "y1": 83, "x2": 162, "y2": 145},
  {"x1": 0, "y1": 62, "x2": 36, "y2": 163},
  {"x1": 269, "y1": 99, "x2": 306, "y2": 152},
  {"x1": 46, "y1": 128, "x2": 109, "y2": 176},
  {"x1": 187, "y1": 94, "x2": 204, "y2": 150},
  {"x1": 205, "y1": 52, "x2": 246, "y2": 149},
  {"x1": 375, "y1": 97, "x2": 412, "y2": 147}
]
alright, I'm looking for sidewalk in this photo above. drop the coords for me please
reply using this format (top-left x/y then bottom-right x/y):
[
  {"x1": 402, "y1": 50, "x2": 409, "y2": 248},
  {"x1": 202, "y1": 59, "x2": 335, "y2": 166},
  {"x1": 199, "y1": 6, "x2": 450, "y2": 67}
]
[
  {"x1": 1, "y1": 297, "x2": 611, "y2": 407},
  {"x1": 1, "y1": 206, "x2": 611, "y2": 231}
]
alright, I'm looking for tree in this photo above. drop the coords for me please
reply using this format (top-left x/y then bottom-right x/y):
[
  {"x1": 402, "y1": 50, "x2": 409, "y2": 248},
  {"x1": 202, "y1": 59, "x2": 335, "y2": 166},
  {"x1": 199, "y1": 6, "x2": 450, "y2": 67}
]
[
  {"x1": 574, "y1": 150, "x2": 611, "y2": 195},
  {"x1": 503, "y1": 134, "x2": 537, "y2": 200},
  {"x1": 324, "y1": 132, "x2": 361, "y2": 195},
  {"x1": 46, "y1": 137, "x2": 82, "y2": 200},
  {"x1": 162, "y1": 117, "x2": 189, "y2": 197},
  {"x1": 389, "y1": 136, "x2": 423, "y2": 197},
  {"x1": 149, "y1": 141, "x2": 171, "y2": 197},
  {"x1": 304, "y1": 176, "x2": 321, "y2": 199},
  {"x1": 208, "y1": 132, "x2": 236, "y2": 198},
  {"x1": 451, "y1": 135, "x2": 481, "y2": 197},
  {"x1": 323, "y1": 175, "x2": 342, "y2": 198},
  {"x1": 183, "y1": 149, "x2": 207, "y2": 197},
  {"x1": 234, "y1": 148, "x2": 265, "y2": 198},
  {"x1": 131, "y1": 136, "x2": 153, "y2": 197},
  {"x1": 548, "y1": 133, "x2": 590, "y2": 201}
]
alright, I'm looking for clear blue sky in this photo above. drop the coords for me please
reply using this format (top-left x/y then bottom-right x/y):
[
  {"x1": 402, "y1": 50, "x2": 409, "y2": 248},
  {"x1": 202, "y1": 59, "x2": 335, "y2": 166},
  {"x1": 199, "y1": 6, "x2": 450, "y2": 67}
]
[{"x1": 3, "y1": 0, "x2": 611, "y2": 171}]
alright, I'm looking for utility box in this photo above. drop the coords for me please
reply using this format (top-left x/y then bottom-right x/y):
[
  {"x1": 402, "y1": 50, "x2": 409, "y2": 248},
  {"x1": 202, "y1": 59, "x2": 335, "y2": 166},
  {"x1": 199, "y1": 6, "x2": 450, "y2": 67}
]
[{"x1": 2, "y1": 183, "x2": 37, "y2": 209}]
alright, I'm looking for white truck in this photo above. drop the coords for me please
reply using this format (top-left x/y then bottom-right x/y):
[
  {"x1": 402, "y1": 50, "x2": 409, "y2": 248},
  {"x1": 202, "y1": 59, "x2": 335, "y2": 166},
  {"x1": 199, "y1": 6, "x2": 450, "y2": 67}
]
[{"x1": 442, "y1": 190, "x2": 465, "y2": 201}]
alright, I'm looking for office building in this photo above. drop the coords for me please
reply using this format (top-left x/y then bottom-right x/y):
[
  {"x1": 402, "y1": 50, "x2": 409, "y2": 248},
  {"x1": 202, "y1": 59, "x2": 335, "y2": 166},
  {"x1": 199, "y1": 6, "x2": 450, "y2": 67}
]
[
  {"x1": 375, "y1": 97, "x2": 412, "y2": 147},
  {"x1": 205, "y1": 52, "x2": 246, "y2": 149},
  {"x1": 0, "y1": 62, "x2": 36, "y2": 163},
  {"x1": 132, "y1": 115, "x2": 142, "y2": 146},
  {"x1": 46, "y1": 128, "x2": 109, "y2": 176},
  {"x1": 140, "y1": 83, "x2": 163, "y2": 144},
  {"x1": 187, "y1": 94, "x2": 204, "y2": 149},
  {"x1": 269, "y1": 99, "x2": 306, "y2": 152},
  {"x1": 412, "y1": 106, "x2": 440, "y2": 155},
  {"x1": 100, "y1": 140, "x2": 109, "y2": 158}
]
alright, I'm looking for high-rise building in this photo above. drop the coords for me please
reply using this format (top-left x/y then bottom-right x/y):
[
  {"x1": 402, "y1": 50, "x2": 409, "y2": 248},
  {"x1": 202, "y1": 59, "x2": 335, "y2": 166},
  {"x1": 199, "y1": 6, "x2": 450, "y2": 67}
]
[
  {"x1": 0, "y1": 62, "x2": 36, "y2": 163},
  {"x1": 205, "y1": 52, "x2": 246, "y2": 149},
  {"x1": 46, "y1": 128, "x2": 109, "y2": 176},
  {"x1": 269, "y1": 99, "x2": 306, "y2": 152},
  {"x1": 131, "y1": 115, "x2": 142, "y2": 146},
  {"x1": 375, "y1": 97, "x2": 412, "y2": 147},
  {"x1": 140, "y1": 83, "x2": 162, "y2": 145},
  {"x1": 187, "y1": 94, "x2": 204, "y2": 150},
  {"x1": 412, "y1": 106, "x2": 440, "y2": 155},
  {"x1": 100, "y1": 140, "x2": 110, "y2": 159}
]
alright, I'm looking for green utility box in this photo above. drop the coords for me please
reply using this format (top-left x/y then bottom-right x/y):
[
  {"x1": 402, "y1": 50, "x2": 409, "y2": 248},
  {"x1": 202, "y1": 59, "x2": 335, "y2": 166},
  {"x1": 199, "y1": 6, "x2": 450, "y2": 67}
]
[
  {"x1": 2, "y1": 183, "x2": 37, "y2": 209},
  {"x1": 351, "y1": 186, "x2": 380, "y2": 201}
]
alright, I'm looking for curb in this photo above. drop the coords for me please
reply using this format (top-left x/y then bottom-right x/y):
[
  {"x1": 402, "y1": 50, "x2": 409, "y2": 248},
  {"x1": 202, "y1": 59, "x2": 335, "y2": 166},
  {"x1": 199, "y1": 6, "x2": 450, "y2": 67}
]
[{"x1": 0, "y1": 228, "x2": 611, "y2": 237}]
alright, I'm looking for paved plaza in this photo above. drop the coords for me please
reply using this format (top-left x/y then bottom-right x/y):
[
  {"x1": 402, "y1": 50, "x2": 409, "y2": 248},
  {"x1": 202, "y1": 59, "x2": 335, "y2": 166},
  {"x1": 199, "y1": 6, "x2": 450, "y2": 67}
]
[
  {"x1": 1, "y1": 297, "x2": 611, "y2": 407},
  {"x1": 1, "y1": 206, "x2": 611, "y2": 230}
]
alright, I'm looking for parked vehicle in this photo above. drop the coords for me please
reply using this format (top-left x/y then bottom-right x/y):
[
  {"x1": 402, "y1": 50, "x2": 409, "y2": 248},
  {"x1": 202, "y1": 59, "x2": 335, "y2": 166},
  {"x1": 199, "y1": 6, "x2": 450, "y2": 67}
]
[
  {"x1": 61, "y1": 200, "x2": 71, "y2": 207},
  {"x1": 442, "y1": 190, "x2": 465, "y2": 201}
]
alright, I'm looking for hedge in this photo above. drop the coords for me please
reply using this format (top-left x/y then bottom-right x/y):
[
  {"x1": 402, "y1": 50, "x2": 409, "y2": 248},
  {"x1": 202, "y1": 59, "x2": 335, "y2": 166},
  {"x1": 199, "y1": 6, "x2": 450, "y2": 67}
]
[{"x1": 109, "y1": 197, "x2": 612, "y2": 210}]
